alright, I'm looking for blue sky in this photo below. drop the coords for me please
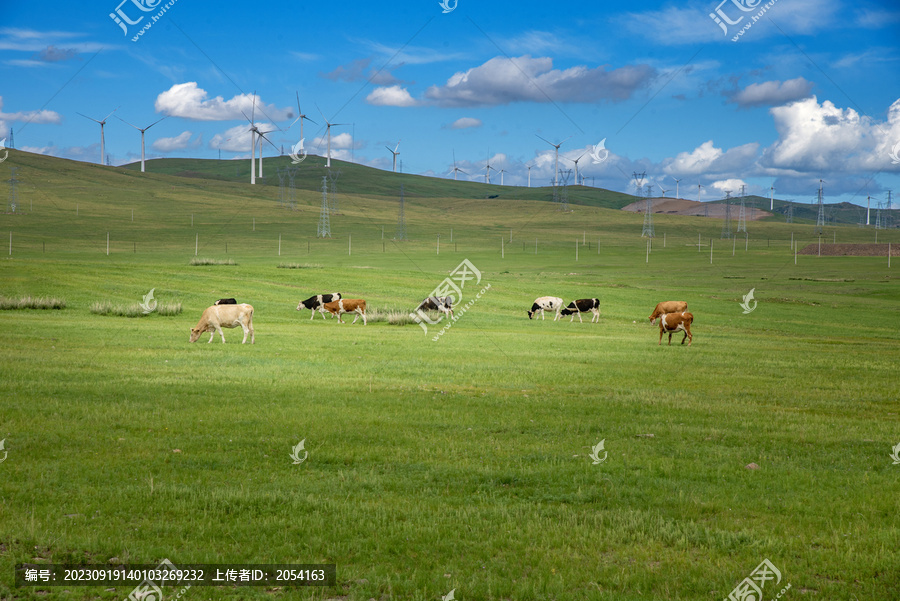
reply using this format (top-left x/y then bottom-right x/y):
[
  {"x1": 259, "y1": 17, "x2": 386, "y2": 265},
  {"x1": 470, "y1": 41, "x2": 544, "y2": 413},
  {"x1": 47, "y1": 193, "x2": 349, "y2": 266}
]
[{"x1": 2, "y1": 0, "x2": 899, "y2": 207}]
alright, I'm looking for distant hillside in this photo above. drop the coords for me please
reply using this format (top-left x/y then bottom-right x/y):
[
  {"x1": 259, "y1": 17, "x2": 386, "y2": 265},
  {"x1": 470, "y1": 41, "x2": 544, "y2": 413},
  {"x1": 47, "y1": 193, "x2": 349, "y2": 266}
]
[{"x1": 123, "y1": 154, "x2": 638, "y2": 210}]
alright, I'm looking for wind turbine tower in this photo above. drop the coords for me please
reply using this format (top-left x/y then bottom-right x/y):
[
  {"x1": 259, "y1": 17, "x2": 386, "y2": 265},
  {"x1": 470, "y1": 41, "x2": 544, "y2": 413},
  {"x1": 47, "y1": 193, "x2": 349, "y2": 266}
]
[
  {"x1": 386, "y1": 140, "x2": 400, "y2": 172},
  {"x1": 77, "y1": 107, "x2": 118, "y2": 165},
  {"x1": 536, "y1": 134, "x2": 570, "y2": 187},
  {"x1": 770, "y1": 184, "x2": 775, "y2": 210},
  {"x1": 118, "y1": 116, "x2": 166, "y2": 173},
  {"x1": 673, "y1": 177, "x2": 681, "y2": 199},
  {"x1": 317, "y1": 107, "x2": 346, "y2": 169}
]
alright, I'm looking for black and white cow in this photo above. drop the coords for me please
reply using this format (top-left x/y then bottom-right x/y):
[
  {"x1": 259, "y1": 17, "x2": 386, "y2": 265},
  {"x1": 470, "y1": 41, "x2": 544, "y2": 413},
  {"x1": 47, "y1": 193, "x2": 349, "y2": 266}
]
[
  {"x1": 560, "y1": 298, "x2": 601, "y2": 323},
  {"x1": 215, "y1": 298, "x2": 237, "y2": 305},
  {"x1": 416, "y1": 296, "x2": 454, "y2": 317},
  {"x1": 527, "y1": 296, "x2": 564, "y2": 320},
  {"x1": 296, "y1": 293, "x2": 342, "y2": 320}
]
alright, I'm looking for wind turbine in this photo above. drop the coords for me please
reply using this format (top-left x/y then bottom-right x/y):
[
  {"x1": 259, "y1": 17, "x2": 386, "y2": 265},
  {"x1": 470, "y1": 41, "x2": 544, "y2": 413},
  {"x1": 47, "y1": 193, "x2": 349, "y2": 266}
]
[
  {"x1": 317, "y1": 106, "x2": 346, "y2": 168},
  {"x1": 77, "y1": 107, "x2": 118, "y2": 165},
  {"x1": 564, "y1": 151, "x2": 587, "y2": 185},
  {"x1": 116, "y1": 115, "x2": 166, "y2": 173},
  {"x1": 499, "y1": 168, "x2": 506, "y2": 186},
  {"x1": 672, "y1": 177, "x2": 681, "y2": 199},
  {"x1": 698, "y1": 183, "x2": 704, "y2": 202},
  {"x1": 484, "y1": 155, "x2": 496, "y2": 184},
  {"x1": 770, "y1": 184, "x2": 775, "y2": 210},
  {"x1": 526, "y1": 164, "x2": 532, "y2": 188},
  {"x1": 285, "y1": 92, "x2": 317, "y2": 147},
  {"x1": 240, "y1": 91, "x2": 260, "y2": 185},
  {"x1": 449, "y1": 151, "x2": 467, "y2": 180},
  {"x1": 536, "y1": 134, "x2": 571, "y2": 186},
  {"x1": 256, "y1": 123, "x2": 280, "y2": 178},
  {"x1": 657, "y1": 183, "x2": 669, "y2": 198},
  {"x1": 386, "y1": 140, "x2": 400, "y2": 172}
]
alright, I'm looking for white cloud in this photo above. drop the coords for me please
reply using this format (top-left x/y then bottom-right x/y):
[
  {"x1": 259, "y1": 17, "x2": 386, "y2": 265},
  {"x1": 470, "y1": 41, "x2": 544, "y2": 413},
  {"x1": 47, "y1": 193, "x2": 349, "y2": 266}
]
[
  {"x1": 0, "y1": 96, "x2": 61, "y2": 125},
  {"x1": 366, "y1": 85, "x2": 417, "y2": 107},
  {"x1": 761, "y1": 96, "x2": 900, "y2": 174},
  {"x1": 424, "y1": 55, "x2": 654, "y2": 107},
  {"x1": 152, "y1": 131, "x2": 200, "y2": 152},
  {"x1": 446, "y1": 117, "x2": 482, "y2": 130},
  {"x1": 709, "y1": 179, "x2": 748, "y2": 196},
  {"x1": 728, "y1": 77, "x2": 814, "y2": 108},
  {"x1": 154, "y1": 83, "x2": 291, "y2": 121},
  {"x1": 663, "y1": 140, "x2": 759, "y2": 177}
]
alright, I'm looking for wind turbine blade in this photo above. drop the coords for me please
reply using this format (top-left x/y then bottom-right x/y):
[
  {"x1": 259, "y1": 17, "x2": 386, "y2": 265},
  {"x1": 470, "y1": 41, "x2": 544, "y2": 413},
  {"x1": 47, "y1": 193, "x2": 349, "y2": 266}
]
[
  {"x1": 258, "y1": 132, "x2": 279, "y2": 151},
  {"x1": 115, "y1": 116, "x2": 141, "y2": 130},
  {"x1": 102, "y1": 106, "x2": 120, "y2": 122},
  {"x1": 576, "y1": 151, "x2": 587, "y2": 161},
  {"x1": 144, "y1": 116, "x2": 167, "y2": 130},
  {"x1": 559, "y1": 135, "x2": 573, "y2": 145},
  {"x1": 316, "y1": 104, "x2": 330, "y2": 126},
  {"x1": 251, "y1": 91, "x2": 256, "y2": 123},
  {"x1": 302, "y1": 115, "x2": 318, "y2": 125},
  {"x1": 394, "y1": 140, "x2": 401, "y2": 153},
  {"x1": 535, "y1": 134, "x2": 555, "y2": 147},
  {"x1": 77, "y1": 112, "x2": 102, "y2": 124}
]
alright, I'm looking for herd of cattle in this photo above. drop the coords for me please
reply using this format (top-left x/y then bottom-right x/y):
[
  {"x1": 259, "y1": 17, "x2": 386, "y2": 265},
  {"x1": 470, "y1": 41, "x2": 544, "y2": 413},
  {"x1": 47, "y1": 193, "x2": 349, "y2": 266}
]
[{"x1": 189, "y1": 295, "x2": 693, "y2": 347}]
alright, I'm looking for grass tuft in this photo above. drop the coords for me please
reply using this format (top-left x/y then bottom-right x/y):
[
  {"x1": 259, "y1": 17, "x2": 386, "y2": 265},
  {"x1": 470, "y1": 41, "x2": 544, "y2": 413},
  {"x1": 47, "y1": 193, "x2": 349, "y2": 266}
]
[
  {"x1": 189, "y1": 257, "x2": 236, "y2": 266},
  {"x1": 90, "y1": 301, "x2": 182, "y2": 317},
  {"x1": 0, "y1": 295, "x2": 67, "y2": 310},
  {"x1": 366, "y1": 307, "x2": 442, "y2": 326},
  {"x1": 276, "y1": 262, "x2": 323, "y2": 269}
]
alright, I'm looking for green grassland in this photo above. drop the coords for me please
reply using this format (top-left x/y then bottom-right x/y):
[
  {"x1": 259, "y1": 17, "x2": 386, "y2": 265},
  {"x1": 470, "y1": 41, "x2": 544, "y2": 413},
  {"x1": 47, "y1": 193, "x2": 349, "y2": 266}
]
[{"x1": 1, "y1": 151, "x2": 899, "y2": 600}]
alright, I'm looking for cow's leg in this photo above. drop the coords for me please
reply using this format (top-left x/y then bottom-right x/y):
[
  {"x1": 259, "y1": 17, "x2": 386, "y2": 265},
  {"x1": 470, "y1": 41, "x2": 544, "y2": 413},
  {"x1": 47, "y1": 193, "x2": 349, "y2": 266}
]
[
  {"x1": 540, "y1": 309, "x2": 545, "y2": 320},
  {"x1": 309, "y1": 309, "x2": 315, "y2": 321},
  {"x1": 337, "y1": 312, "x2": 344, "y2": 323},
  {"x1": 592, "y1": 309, "x2": 599, "y2": 323},
  {"x1": 577, "y1": 311, "x2": 583, "y2": 323},
  {"x1": 241, "y1": 322, "x2": 249, "y2": 344},
  {"x1": 360, "y1": 309, "x2": 367, "y2": 325},
  {"x1": 658, "y1": 329, "x2": 663, "y2": 345},
  {"x1": 216, "y1": 326, "x2": 227, "y2": 343},
  {"x1": 208, "y1": 330, "x2": 215, "y2": 343},
  {"x1": 684, "y1": 324, "x2": 691, "y2": 346},
  {"x1": 668, "y1": 332, "x2": 673, "y2": 346},
  {"x1": 351, "y1": 311, "x2": 359, "y2": 324}
]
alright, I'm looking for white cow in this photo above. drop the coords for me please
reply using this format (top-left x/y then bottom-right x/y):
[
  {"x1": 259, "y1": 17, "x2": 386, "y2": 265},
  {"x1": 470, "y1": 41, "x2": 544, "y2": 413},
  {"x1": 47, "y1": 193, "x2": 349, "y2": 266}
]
[
  {"x1": 190, "y1": 303, "x2": 255, "y2": 344},
  {"x1": 527, "y1": 296, "x2": 564, "y2": 321}
]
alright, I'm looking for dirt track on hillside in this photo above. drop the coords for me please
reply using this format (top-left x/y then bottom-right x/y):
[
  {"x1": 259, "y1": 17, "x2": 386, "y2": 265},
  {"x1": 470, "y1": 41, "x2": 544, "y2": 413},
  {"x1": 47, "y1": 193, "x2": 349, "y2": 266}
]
[
  {"x1": 798, "y1": 243, "x2": 899, "y2": 256},
  {"x1": 621, "y1": 197, "x2": 772, "y2": 220}
]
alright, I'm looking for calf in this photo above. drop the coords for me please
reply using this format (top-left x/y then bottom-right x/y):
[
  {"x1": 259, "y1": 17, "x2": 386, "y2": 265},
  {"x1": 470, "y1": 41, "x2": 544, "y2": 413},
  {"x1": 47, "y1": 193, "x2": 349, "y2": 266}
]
[
  {"x1": 296, "y1": 292, "x2": 342, "y2": 320},
  {"x1": 527, "y1": 296, "x2": 564, "y2": 321},
  {"x1": 215, "y1": 298, "x2": 237, "y2": 305},
  {"x1": 560, "y1": 298, "x2": 600, "y2": 323},
  {"x1": 322, "y1": 298, "x2": 367, "y2": 325},
  {"x1": 190, "y1": 303, "x2": 255, "y2": 344},
  {"x1": 649, "y1": 301, "x2": 688, "y2": 324},
  {"x1": 658, "y1": 311, "x2": 693, "y2": 346},
  {"x1": 416, "y1": 296, "x2": 454, "y2": 317}
]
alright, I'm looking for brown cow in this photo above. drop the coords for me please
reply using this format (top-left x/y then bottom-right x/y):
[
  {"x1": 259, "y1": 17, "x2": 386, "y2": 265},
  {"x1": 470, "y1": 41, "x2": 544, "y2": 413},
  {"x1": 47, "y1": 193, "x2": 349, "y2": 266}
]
[
  {"x1": 658, "y1": 311, "x2": 693, "y2": 346},
  {"x1": 322, "y1": 298, "x2": 367, "y2": 325},
  {"x1": 190, "y1": 303, "x2": 255, "y2": 344},
  {"x1": 649, "y1": 301, "x2": 688, "y2": 324}
]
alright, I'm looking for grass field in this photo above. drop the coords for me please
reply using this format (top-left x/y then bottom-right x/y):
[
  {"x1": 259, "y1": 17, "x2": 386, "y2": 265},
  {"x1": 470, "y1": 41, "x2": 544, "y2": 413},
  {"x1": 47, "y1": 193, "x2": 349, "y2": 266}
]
[{"x1": 1, "y1": 151, "x2": 899, "y2": 600}]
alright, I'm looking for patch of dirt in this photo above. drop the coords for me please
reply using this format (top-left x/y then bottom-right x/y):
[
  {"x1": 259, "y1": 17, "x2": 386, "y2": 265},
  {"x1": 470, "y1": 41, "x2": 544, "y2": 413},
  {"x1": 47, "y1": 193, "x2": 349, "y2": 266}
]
[
  {"x1": 798, "y1": 243, "x2": 899, "y2": 256},
  {"x1": 621, "y1": 197, "x2": 773, "y2": 220}
]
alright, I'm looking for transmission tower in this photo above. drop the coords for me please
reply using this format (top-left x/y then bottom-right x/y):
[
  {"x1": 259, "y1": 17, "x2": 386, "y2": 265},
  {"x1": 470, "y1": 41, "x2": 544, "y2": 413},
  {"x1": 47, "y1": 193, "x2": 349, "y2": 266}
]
[
  {"x1": 785, "y1": 201, "x2": 793, "y2": 224},
  {"x1": 875, "y1": 202, "x2": 884, "y2": 229},
  {"x1": 558, "y1": 169, "x2": 571, "y2": 212},
  {"x1": 316, "y1": 176, "x2": 331, "y2": 238},
  {"x1": 632, "y1": 172, "x2": 653, "y2": 237},
  {"x1": 8, "y1": 128, "x2": 13, "y2": 149},
  {"x1": 395, "y1": 184, "x2": 407, "y2": 240},
  {"x1": 814, "y1": 180, "x2": 825, "y2": 235},
  {"x1": 276, "y1": 167, "x2": 287, "y2": 209},
  {"x1": 721, "y1": 191, "x2": 732, "y2": 238},
  {"x1": 287, "y1": 167, "x2": 298, "y2": 210},
  {"x1": 328, "y1": 169, "x2": 341, "y2": 213},
  {"x1": 8, "y1": 167, "x2": 19, "y2": 213},
  {"x1": 737, "y1": 185, "x2": 747, "y2": 233}
]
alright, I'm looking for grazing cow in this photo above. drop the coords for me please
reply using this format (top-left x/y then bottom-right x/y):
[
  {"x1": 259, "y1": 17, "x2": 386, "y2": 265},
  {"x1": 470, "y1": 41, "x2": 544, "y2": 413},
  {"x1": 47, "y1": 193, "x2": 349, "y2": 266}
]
[
  {"x1": 322, "y1": 298, "x2": 367, "y2": 325},
  {"x1": 527, "y1": 296, "x2": 564, "y2": 321},
  {"x1": 416, "y1": 296, "x2": 454, "y2": 317},
  {"x1": 658, "y1": 311, "x2": 693, "y2": 346},
  {"x1": 215, "y1": 298, "x2": 237, "y2": 305},
  {"x1": 649, "y1": 301, "x2": 688, "y2": 324},
  {"x1": 560, "y1": 298, "x2": 601, "y2": 323},
  {"x1": 190, "y1": 303, "x2": 255, "y2": 344},
  {"x1": 296, "y1": 293, "x2": 342, "y2": 320}
]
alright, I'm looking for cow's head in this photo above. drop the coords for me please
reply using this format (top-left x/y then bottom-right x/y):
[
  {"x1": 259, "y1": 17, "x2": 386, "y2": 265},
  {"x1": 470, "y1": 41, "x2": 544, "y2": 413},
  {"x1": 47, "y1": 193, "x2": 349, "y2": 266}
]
[
  {"x1": 296, "y1": 301, "x2": 309, "y2": 311},
  {"x1": 189, "y1": 327, "x2": 202, "y2": 343}
]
